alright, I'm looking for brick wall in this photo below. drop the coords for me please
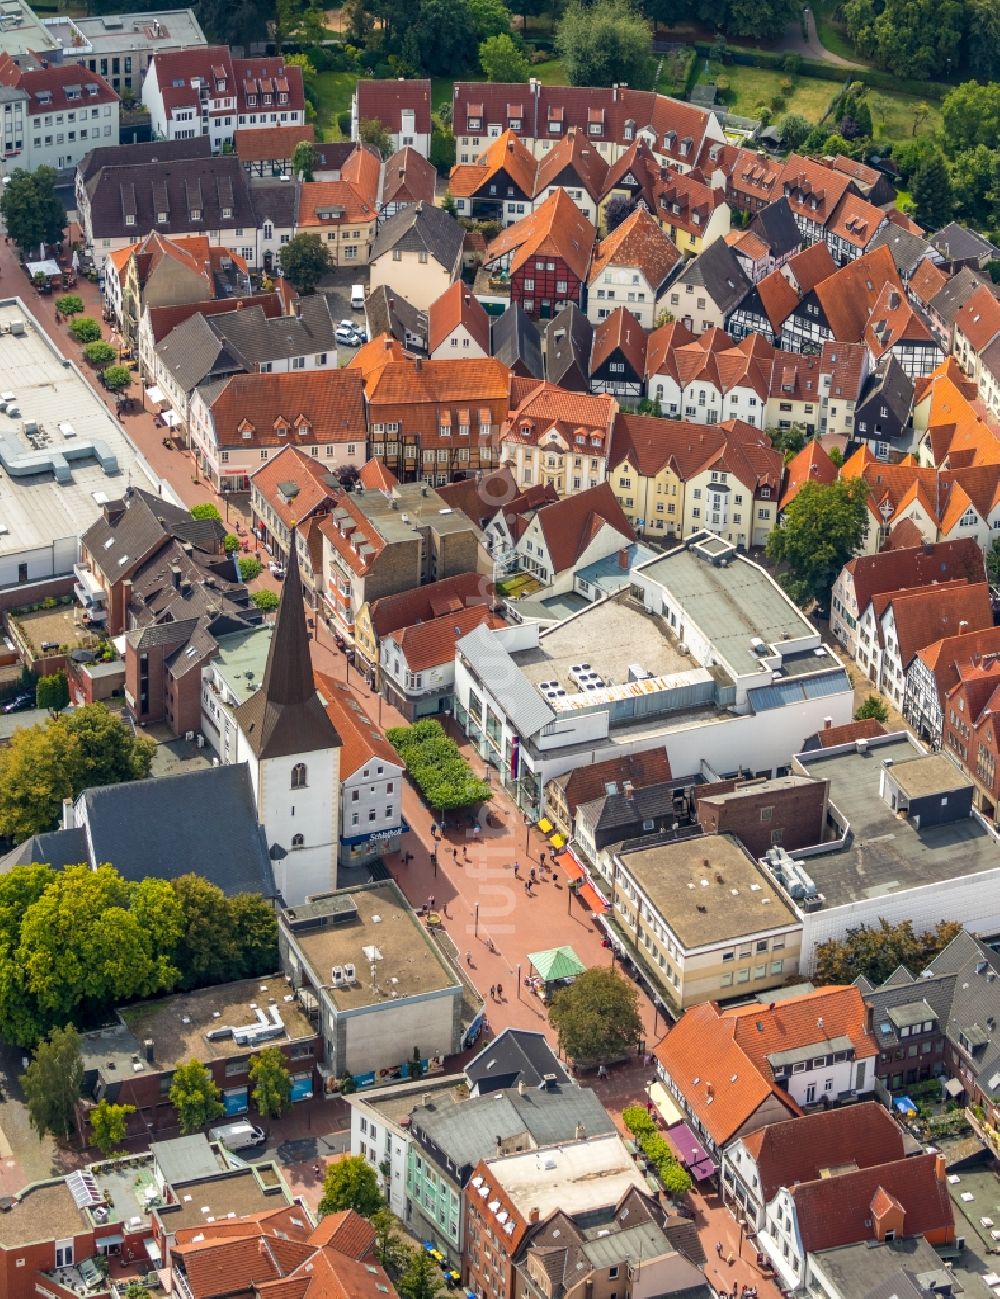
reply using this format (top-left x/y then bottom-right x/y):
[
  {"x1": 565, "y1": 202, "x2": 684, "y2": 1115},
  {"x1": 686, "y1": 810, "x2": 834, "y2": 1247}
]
[{"x1": 696, "y1": 780, "x2": 828, "y2": 857}]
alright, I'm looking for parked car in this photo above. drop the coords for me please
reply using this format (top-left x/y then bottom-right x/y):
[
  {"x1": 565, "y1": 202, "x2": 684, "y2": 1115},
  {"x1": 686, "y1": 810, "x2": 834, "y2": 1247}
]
[
  {"x1": 3, "y1": 692, "x2": 35, "y2": 714},
  {"x1": 335, "y1": 324, "x2": 359, "y2": 346},
  {"x1": 269, "y1": 563, "x2": 285, "y2": 580}
]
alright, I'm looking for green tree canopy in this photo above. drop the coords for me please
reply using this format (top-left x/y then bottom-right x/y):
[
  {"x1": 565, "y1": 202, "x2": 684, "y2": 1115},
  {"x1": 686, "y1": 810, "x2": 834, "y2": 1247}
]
[
  {"x1": 319, "y1": 1154, "x2": 383, "y2": 1217},
  {"x1": 23, "y1": 1025, "x2": 83, "y2": 1141},
  {"x1": 89, "y1": 1098, "x2": 135, "y2": 1156},
  {"x1": 401, "y1": 0, "x2": 479, "y2": 76},
  {"x1": 372, "y1": 1207, "x2": 406, "y2": 1275},
  {"x1": 190, "y1": 502, "x2": 222, "y2": 520},
  {"x1": 252, "y1": 589, "x2": 280, "y2": 611},
  {"x1": 387, "y1": 720, "x2": 491, "y2": 811},
  {"x1": 950, "y1": 145, "x2": 1000, "y2": 227},
  {"x1": 358, "y1": 117, "x2": 394, "y2": 158},
  {"x1": 0, "y1": 167, "x2": 65, "y2": 252},
  {"x1": 912, "y1": 149, "x2": 955, "y2": 230},
  {"x1": 397, "y1": 1249, "x2": 445, "y2": 1299},
  {"x1": 55, "y1": 295, "x2": 84, "y2": 317},
  {"x1": 292, "y1": 140, "x2": 316, "y2": 181},
  {"x1": 766, "y1": 477, "x2": 869, "y2": 606},
  {"x1": 69, "y1": 317, "x2": 103, "y2": 344},
  {"x1": 987, "y1": 537, "x2": 1000, "y2": 586},
  {"x1": 548, "y1": 968, "x2": 642, "y2": 1065},
  {"x1": 556, "y1": 0, "x2": 655, "y2": 90},
  {"x1": 83, "y1": 341, "x2": 117, "y2": 367},
  {"x1": 479, "y1": 32, "x2": 530, "y2": 81},
  {"x1": 170, "y1": 1059, "x2": 224, "y2": 1134},
  {"x1": 249, "y1": 1046, "x2": 293, "y2": 1118},
  {"x1": 468, "y1": 0, "x2": 513, "y2": 40},
  {"x1": 102, "y1": 364, "x2": 133, "y2": 393},
  {"x1": 940, "y1": 81, "x2": 1000, "y2": 154},
  {"x1": 777, "y1": 113, "x2": 810, "y2": 151},
  {"x1": 0, "y1": 704, "x2": 155, "y2": 843},
  {"x1": 844, "y1": 0, "x2": 964, "y2": 78},
  {"x1": 280, "y1": 233, "x2": 333, "y2": 294},
  {"x1": 855, "y1": 694, "x2": 890, "y2": 723},
  {"x1": 36, "y1": 671, "x2": 69, "y2": 712},
  {"x1": 815, "y1": 919, "x2": 962, "y2": 986}
]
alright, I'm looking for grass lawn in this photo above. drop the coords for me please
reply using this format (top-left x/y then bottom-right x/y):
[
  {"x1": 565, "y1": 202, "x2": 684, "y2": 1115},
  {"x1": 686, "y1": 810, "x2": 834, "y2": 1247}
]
[
  {"x1": 313, "y1": 71, "x2": 357, "y2": 140},
  {"x1": 812, "y1": 0, "x2": 867, "y2": 64},
  {"x1": 704, "y1": 63, "x2": 839, "y2": 123},
  {"x1": 867, "y1": 89, "x2": 941, "y2": 145}
]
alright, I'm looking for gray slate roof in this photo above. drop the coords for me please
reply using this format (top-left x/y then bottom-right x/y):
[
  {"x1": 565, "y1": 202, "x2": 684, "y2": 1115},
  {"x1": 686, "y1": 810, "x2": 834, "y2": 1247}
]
[
  {"x1": 676, "y1": 239, "x2": 751, "y2": 315},
  {"x1": 79, "y1": 764, "x2": 275, "y2": 897},
  {"x1": 208, "y1": 298, "x2": 337, "y2": 365},
  {"x1": 859, "y1": 355, "x2": 914, "y2": 426},
  {"x1": 869, "y1": 223, "x2": 937, "y2": 279},
  {"x1": 410, "y1": 1083, "x2": 614, "y2": 1179},
  {"x1": 365, "y1": 285, "x2": 427, "y2": 351},
  {"x1": 84, "y1": 154, "x2": 256, "y2": 243},
  {"x1": 491, "y1": 302, "x2": 543, "y2": 378},
  {"x1": 544, "y1": 303, "x2": 593, "y2": 389},
  {"x1": 748, "y1": 197, "x2": 801, "y2": 261},
  {"x1": 457, "y1": 623, "x2": 554, "y2": 737},
  {"x1": 155, "y1": 312, "x2": 243, "y2": 394},
  {"x1": 250, "y1": 177, "x2": 300, "y2": 229},
  {"x1": 1, "y1": 827, "x2": 89, "y2": 873},
  {"x1": 465, "y1": 1027, "x2": 569, "y2": 1093},
  {"x1": 932, "y1": 222, "x2": 1000, "y2": 264},
  {"x1": 78, "y1": 136, "x2": 211, "y2": 186},
  {"x1": 81, "y1": 487, "x2": 223, "y2": 583},
  {"x1": 370, "y1": 201, "x2": 464, "y2": 272},
  {"x1": 929, "y1": 266, "x2": 994, "y2": 328}
]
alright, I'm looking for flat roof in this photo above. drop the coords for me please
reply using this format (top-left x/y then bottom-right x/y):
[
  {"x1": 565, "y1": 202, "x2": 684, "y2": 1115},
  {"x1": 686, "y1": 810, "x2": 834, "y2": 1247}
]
[
  {"x1": 484, "y1": 1133, "x2": 646, "y2": 1219},
  {"x1": 46, "y1": 9, "x2": 207, "y2": 53},
  {"x1": 638, "y1": 545, "x2": 816, "y2": 677},
  {"x1": 0, "y1": 301, "x2": 163, "y2": 565},
  {"x1": 889, "y1": 752, "x2": 971, "y2": 800},
  {"x1": 0, "y1": 1182, "x2": 84, "y2": 1246},
  {"x1": 95, "y1": 975, "x2": 314, "y2": 1073},
  {"x1": 948, "y1": 1166, "x2": 1000, "y2": 1253},
  {"x1": 212, "y1": 624, "x2": 273, "y2": 705},
  {"x1": 517, "y1": 594, "x2": 696, "y2": 690},
  {"x1": 618, "y1": 833, "x2": 799, "y2": 949},
  {"x1": 0, "y1": 0, "x2": 59, "y2": 55},
  {"x1": 157, "y1": 1168, "x2": 290, "y2": 1233},
  {"x1": 284, "y1": 883, "x2": 461, "y2": 1011},
  {"x1": 796, "y1": 736, "x2": 1000, "y2": 907},
  {"x1": 354, "y1": 484, "x2": 475, "y2": 544}
]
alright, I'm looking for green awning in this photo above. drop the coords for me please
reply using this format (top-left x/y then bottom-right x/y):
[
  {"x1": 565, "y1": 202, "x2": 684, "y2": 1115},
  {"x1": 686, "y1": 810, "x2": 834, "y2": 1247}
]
[{"x1": 528, "y1": 945, "x2": 586, "y2": 982}]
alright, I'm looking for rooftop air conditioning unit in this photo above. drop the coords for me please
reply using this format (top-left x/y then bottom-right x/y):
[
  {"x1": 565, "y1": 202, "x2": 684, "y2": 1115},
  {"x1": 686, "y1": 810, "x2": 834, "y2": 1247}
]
[
  {"x1": 185, "y1": 730, "x2": 195, "y2": 741},
  {"x1": 332, "y1": 965, "x2": 345, "y2": 985},
  {"x1": 344, "y1": 962, "x2": 356, "y2": 982}
]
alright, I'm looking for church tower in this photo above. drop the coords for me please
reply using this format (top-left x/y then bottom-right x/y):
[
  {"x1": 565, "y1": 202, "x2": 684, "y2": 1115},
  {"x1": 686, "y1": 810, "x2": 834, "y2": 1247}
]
[{"x1": 235, "y1": 539, "x2": 341, "y2": 904}]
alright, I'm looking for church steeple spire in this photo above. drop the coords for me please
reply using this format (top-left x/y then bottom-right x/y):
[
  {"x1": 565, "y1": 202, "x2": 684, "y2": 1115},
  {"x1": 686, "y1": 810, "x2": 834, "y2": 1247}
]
[{"x1": 234, "y1": 537, "x2": 341, "y2": 759}]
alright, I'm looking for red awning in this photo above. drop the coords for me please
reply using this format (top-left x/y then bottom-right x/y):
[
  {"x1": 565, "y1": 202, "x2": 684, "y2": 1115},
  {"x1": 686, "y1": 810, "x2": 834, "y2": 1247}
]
[
  {"x1": 577, "y1": 882, "x2": 609, "y2": 914},
  {"x1": 554, "y1": 850, "x2": 584, "y2": 882}
]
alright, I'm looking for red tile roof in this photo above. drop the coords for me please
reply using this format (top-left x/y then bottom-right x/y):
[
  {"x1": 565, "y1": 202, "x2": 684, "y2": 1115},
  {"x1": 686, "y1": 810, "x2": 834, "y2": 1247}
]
[
  {"x1": 815, "y1": 717, "x2": 888, "y2": 748},
  {"x1": 505, "y1": 382, "x2": 616, "y2": 452},
  {"x1": 234, "y1": 123, "x2": 314, "y2": 164},
  {"x1": 356, "y1": 78, "x2": 432, "y2": 136},
  {"x1": 780, "y1": 439, "x2": 837, "y2": 510},
  {"x1": 955, "y1": 283, "x2": 1000, "y2": 352},
  {"x1": 362, "y1": 356, "x2": 510, "y2": 407},
  {"x1": 317, "y1": 674, "x2": 400, "y2": 778},
  {"x1": 146, "y1": 293, "x2": 284, "y2": 346},
  {"x1": 791, "y1": 1153, "x2": 953, "y2": 1253},
  {"x1": 727, "y1": 985, "x2": 878, "y2": 1075},
  {"x1": 449, "y1": 129, "x2": 537, "y2": 200},
  {"x1": 533, "y1": 481, "x2": 635, "y2": 575},
  {"x1": 741, "y1": 1101, "x2": 906, "y2": 1203},
  {"x1": 392, "y1": 603, "x2": 503, "y2": 671},
  {"x1": 208, "y1": 370, "x2": 366, "y2": 448},
  {"x1": 559, "y1": 750, "x2": 672, "y2": 815},
  {"x1": 864, "y1": 282, "x2": 935, "y2": 360},
  {"x1": 485, "y1": 188, "x2": 596, "y2": 281},
  {"x1": 533, "y1": 126, "x2": 609, "y2": 201},
  {"x1": 591, "y1": 306, "x2": 647, "y2": 376},
  {"x1": 589, "y1": 206, "x2": 681, "y2": 290},
  {"x1": 779, "y1": 153, "x2": 853, "y2": 226},
  {"x1": 815, "y1": 245, "x2": 905, "y2": 343},
  {"x1": 909, "y1": 258, "x2": 949, "y2": 308},
  {"x1": 0, "y1": 53, "x2": 116, "y2": 111},
  {"x1": 841, "y1": 538, "x2": 985, "y2": 619},
  {"x1": 756, "y1": 269, "x2": 802, "y2": 333},
  {"x1": 381, "y1": 146, "x2": 436, "y2": 207},
  {"x1": 368, "y1": 572, "x2": 494, "y2": 639},
  {"x1": 786, "y1": 241, "x2": 837, "y2": 293},
  {"x1": 826, "y1": 190, "x2": 885, "y2": 250},
  {"x1": 884, "y1": 580, "x2": 993, "y2": 669},
  {"x1": 233, "y1": 56, "x2": 306, "y2": 116},
  {"x1": 250, "y1": 446, "x2": 339, "y2": 530},
  {"x1": 427, "y1": 280, "x2": 491, "y2": 354},
  {"x1": 298, "y1": 150, "x2": 380, "y2": 226},
  {"x1": 729, "y1": 148, "x2": 782, "y2": 205},
  {"x1": 914, "y1": 624, "x2": 1000, "y2": 708},
  {"x1": 358, "y1": 457, "x2": 399, "y2": 492}
]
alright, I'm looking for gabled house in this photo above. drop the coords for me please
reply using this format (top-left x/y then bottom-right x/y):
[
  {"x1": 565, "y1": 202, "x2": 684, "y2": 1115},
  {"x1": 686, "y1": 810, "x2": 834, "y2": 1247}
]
[
  {"x1": 646, "y1": 328, "x2": 772, "y2": 427},
  {"x1": 364, "y1": 285, "x2": 428, "y2": 354},
  {"x1": 954, "y1": 282, "x2": 1000, "y2": 388},
  {"x1": 663, "y1": 238, "x2": 751, "y2": 333},
  {"x1": 596, "y1": 137, "x2": 661, "y2": 228},
  {"x1": 725, "y1": 147, "x2": 783, "y2": 215},
  {"x1": 380, "y1": 603, "x2": 503, "y2": 720},
  {"x1": 870, "y1": 222, "x2": 941, "y2": 284},
  {"x1": 368, "y1": 200, "x2": 465, "y2": 311},
  {"x1": 501, "y1": 383, "x2": 617, "y2": 495},
  {"x1": 352, "y1": 77, "x2": 432, "y2": 158},
  {"x1": 779, "y1": 153, "x2": 855, "y2": 244},
  {"x1": 544, "y1": 303, "x2": 593, "y2": 390},
  {"x1": 448, "y1": 129, "x2": 537, "y2": 225},
  {"x1": 483, "y1": 188, "x2": 597, "y2": 319},
  {"x1": 296, "y1": 148, "x2": 382, "y2": 268},
  {"x1": 438, "y1": 469, "x2": 558, "y2": 575},
  {"x1": 234, "y1": 122, "x2": 314, "y2": 177},
  {"x1": 904, "y1": 622, "x2": 1000, "y2": 748},
  {"x1": 586, "y1": 205, "x2": 681, "y2": 328},
  {"x1": 490, "y1": 301, "x2": 543, "y2": 378},
  {"x1": 530, "y1": 124, "x2": 609, "y2": 224},
  {"x1": 932, "y1": 222, "x2": 1000, "y2": 274},
  {"x1": 653, "y1": 165, "x2": 730, "y2": 254},
  {"x1": 942, "y1": 663, "x2": 1000, "y2": 816},
  {"x1": 864, "y1": 283, "x2": 942, "y2": 379},
  {"x1": 0, "y1": 52, "x2": 118, "y2": 177},
  {"x1": 853, "y1": 356, "x2": 914, "y2": 461},
  {"x1": 511, "y1": 481, "x2": 635, "y2": 594},
  {"x1": 824, "y1": 189, "x2": 888, "y2": 265},
  {"x1": 426, "y1": 281, "x2": 491, "y2": 360},
  {"x1": 589, "y1": 307, "x2": 646, "y2": 400},
  {"x1": 379, "y1": 145, "x2": 437, "y2": 218},
  {"x1": 249, "y1": 444, "x2": 341, "y2": 564},
  {"x1": 925, "y1": 265, "x2": 992, "y2": 350}
]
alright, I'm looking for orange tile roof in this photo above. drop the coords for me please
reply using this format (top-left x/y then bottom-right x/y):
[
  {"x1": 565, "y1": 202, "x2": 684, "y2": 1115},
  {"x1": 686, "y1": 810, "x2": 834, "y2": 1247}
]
[
  {"x1": 644, "y1": 320, "x2": 696, "y2": 376},
  {"x1": 364, "y1": 356, "x2": 510, "y2": 406},
  {"x1": 427, "y1": 280, "x2": 491, "y2": 354},
  {"x1": 317, "y1": 674, "x2": 400, "y2": 778},
  {"x1": 728, "y1": 147, "x2": 783, "y2": 204},
  {"x1": 234, "y1": 123, "x2": 314, "y2": 164},
  {"x1": 815, "y1": 717, "x2": 888, "y2": 747},
  {"x1": 533, "y1": 481, "x2": 635, "y2": 575},
  {"x1": 610, "y1": 413, "x2": 728, "y2": 479},
  {"x1": 915, "y1": 624, "x2": 1000, "y2": 708},
  {"x1": 208, "y1": 370, "x2": 366, "y2": 448},
  {"x1": 318, "y1": 500, "x2": 385, "y2": 578},
  {"x1": 485, "y1": 188, "x2": 596, "y2": 281},
  {"x1": 392, "y1": 603, "x2": 503, "y2": 671},
  {"x1": 780, "y1": 439, "x2": 838, "y2": 509},
  {"x1": 955, "y1": 283, "x2": 1000, "y2": 352},
  {"x1": 756, "y1": 268, "x2": 801, "y2": 333},
  {"x1": 779, "y1": 153, "x2": 853, "y2": 225},
  {"x1": 381, "y1": 146, "x2": 436, "y2": 206},
  {"x1": 505, "y1": 382, "x2": 616, "y2": 450},
  {"x1": 347, "y1": 335, "x2": 410, "y2": 386},
  {"x1": 448, "y1": 128, "x2": 537, "y2": 200},
  {"x1": 591, "y1": 306, "x2": 647, "y2": 376},
  {"x1": 298, "y1": 149, "x2": 380, "y2": 226},
  {"x1": 368, "y1": 572, "x2": 494, "y2": 639},
  {"x1": 815, "y1": 244, "x2": 904, "y2": 343},
  {"x1": 589, "y1": 206, "x2": 681, "y2": 290},
  {"x1": 910, "y1": 258, "x2": 949, "y2": 307},
  {"x1": 727, "y1": 985, "x2": 878, "y2": 1075},
  {"x1": 886, "y1": 580, "x2": 993, "y2": 668},
  {"x1": 107, "y1": 241, "x2": 139, "y2": 275},
  {"x1": 250, "y1": 445, "x2": 339, "y2": 530},
  {"x1": 533, "y1": 126, "x2": 608, "y2": 200},
  {"x1": 358, "y1": 457, "x2": 399, "y2": 492},
  {"x1": 864, "y1": 282, "x2": 934, "y2": 360},
  {"x1": 826, "y1": 190, "x2": 885, "y2": 249},
  {"x1": 786, "y1": 241, "x2": 837, "y2": 293}
]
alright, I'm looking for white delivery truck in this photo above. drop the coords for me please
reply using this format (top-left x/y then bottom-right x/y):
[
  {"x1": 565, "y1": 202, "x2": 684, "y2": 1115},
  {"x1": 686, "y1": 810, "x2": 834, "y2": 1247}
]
[
  {"x1": 209, "y1": 1120, "x2": 266, "y2": 1150},
  {"x1": 351, "y1": 284, "x2": 366, "y2": 310}
]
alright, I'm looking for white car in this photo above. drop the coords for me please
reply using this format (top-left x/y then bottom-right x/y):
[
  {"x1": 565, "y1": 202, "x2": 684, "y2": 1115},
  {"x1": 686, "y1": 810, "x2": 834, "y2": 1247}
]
[{"x1": 335, "y1": 324, "x2": 359, "y2": 345}]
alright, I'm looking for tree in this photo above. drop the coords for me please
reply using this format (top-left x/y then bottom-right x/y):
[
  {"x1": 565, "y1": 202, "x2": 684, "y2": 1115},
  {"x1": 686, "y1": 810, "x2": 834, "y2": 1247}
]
[
  {"x1": 190, "y1": 502, "x2": 222, "y2": 520},
  {"x1": 387, "y1": 720, "x2": 491, "y2": 810},
  {"x1": 725, "y1": 0, "x2": 799, "y2": 40},
  {"x1": 556, "y1": 0, "x2": 655, "y2": 90},
  {"x1": 280, "y1": 232, "x2": 332, "y2": 294},
  {"x1": 169, "y1": 1060, "x2": 224, "y2": 1134},
  {"x1": 912, "y1": 149, "x2": 955, "y2": 230},
  {"x1": 430, "y1": 123, "x2": 456, "y2": 173},
  {"x1": 319, "y1": 1154, "x2": 383, "y2": 1217},
  {"x1": 249, "y1": 1046, "x2": 293, "y2": 1118},
  {"x1": 441, "y1": 191, "x2": 458, "y2": 216},
  {"x1": 223, "y1": 533, "x2": 240, "y2": 554},
  {"x1": 479, "y1": 32, "x2": 530, "y2": 81},
  {"x1": 987, "y1": 537, "x2": 1000, "y2": 586},
  {"x1": 815, "y1": 919, "x2": 962, "y2": 986},
  {"x1": 950, "y1": 145, "x2": 1000, "y2": 227},
  {"x1": 89, "y1": 1098, "x2": 135, "y2": 1156},
  {"x1": 252, "y1": 589, "x2": 280, "y2": 611},
  {"x1": 55, "y1": 294, "x2": 84, "y2": 318},
  {"x1": 35, "y1": 671, "x2": 68, "y2": 712},
  {"x1": 548, "y1": 968, "x2": 642, "y2": 1064},
  {"x1": 358, "y1": 117, "x2": 394, "y2": 158},
  {"x1": 0, "y1": 167, "x2": 65, "y2": 252},
  {"x1": 226, "y1": 892, "x2": 280, "y2": 978},
  {"x1": 292, "y1": 140, "x2": 315, "y2": 181},
  {"x1": 171, "y1": 874, "x2": 242, "y2": 990},
  {"x1": 372, "y1": 1207, "x2": 407, "y2": 1274},
  {"x1": 766, "y1": 478, "x2": 869, "y2": 606},
  {"x1": 83, "y1": 341, "x2": 117, "y2": 367},
  {"x1": 940, "y1": 81, "x2": 1000, "y2": 155},
  {"x1": 777, "y1": 113, "x2": 810, "y2": 151},
  {"x1": 397, "y1": 1249, "x2": 444, "y2": 1299},
  {"x1": 468, "y1": 0, "x2": 513, "y2": 40},
  {"x1": 102, "y1": 364, "x2": 132, "y2": 393},
  {"x1": 0, "y1": 704, "x2": 154, "y2": 842},
  {"x1": 605, "y1": 195, "x2": 637, "y2": 233},
  {"x1": 22, "y1": 1025, "x2": 82, "y2": 1141},
  {"x1": 401, "y1": 0, "x2": 478, "y2": 75},
  {"x1": 69, "y1": 316, "x2": 102, "y2": 344},
  {"x1": 238, "y1": 555, "x2": 263, "y2": 581},
  {"x1": 855, "y1": 693, "x2": 889, "y2": 722},
  {"x1": 845, "y1": 0, "x2": 963, "y2": 78}
]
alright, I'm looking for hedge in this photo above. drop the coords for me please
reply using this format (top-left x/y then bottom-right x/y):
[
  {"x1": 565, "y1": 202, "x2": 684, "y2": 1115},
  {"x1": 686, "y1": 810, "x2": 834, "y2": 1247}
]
[
  {"x1": 622, "y1": 1105, "x2": 693, "y2": 1197},
  {"x1": 693, "y1": 42, "x2": 953, "y2": 101},
  {"x1": 388, "y1": 718, "x2": 491, "y2": 811}
]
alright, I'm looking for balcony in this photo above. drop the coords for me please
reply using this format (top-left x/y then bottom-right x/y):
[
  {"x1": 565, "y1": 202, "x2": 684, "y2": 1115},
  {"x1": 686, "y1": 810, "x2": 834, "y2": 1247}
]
[{"x1": 73, "y1": 563, "x2": 108, "y2": 611}]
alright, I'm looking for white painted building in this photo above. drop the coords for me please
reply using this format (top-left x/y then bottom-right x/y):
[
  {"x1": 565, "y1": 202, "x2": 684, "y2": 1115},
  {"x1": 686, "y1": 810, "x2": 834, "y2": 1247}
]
[{"x1": 0, "y1": 54, "x2": 119, "y2": 175}]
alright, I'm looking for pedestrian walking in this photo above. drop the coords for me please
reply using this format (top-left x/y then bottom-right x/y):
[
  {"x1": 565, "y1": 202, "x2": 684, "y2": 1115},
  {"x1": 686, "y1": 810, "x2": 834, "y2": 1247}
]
[
  {"x1": 529, "y1": 868, "x2": 536, "y2": 883},
  {"x1": 452, "y1": 845, "x2": 459, "y2": 860},
  {"x1": 428, "y1": 895, "x2": 435, "y2": 909},
  {"x1": 473, "y1": 824, "x2": 481, "y2": 840},
  {"x1": 430, "y1": 821, "x2": 438, "y2": 838},
  {"x1": 489, "y1": 984, "x2": 496, "y2": 1001},
  {"x1": 430, "y1": 850, "x2": 438, "y2": 867},
  {"x1": 540, "y1": 850, "x2": 547, "y2": 869},
  {"x1": 495, "y1": 982, "x2": 502, "y2": 1001},
  {"x1": 513, "y1": 861, "x2": 521, "y2": 878},
  {"x1": 463, "y1": 845, "x2": 470, "y2": 860},
  {"x1": 466, "y1": 951, "x2": 474, "y2": 966}
]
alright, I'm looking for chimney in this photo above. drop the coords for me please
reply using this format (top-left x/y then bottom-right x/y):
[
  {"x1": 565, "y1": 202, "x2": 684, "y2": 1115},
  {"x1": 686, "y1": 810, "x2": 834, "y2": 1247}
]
[
  {"x1": 144, "y1": 1039, "x2": 155, "y2": 1064},
  {"x1": 62, "y1": 797, "x2": 75, "y2": 830},
  {"x1": 574, "y1": 1122, "x2": 586, "y2": 1140},
  {"x1": 617, "y1": 548, "x2": 630, "y2": 570},
  {"x1": 959, "y1": 620, "x2": 969, "y2": 633},
  {"x1": 529, "y1": 1206, "x2": 540, "y2": 1224},
  {"x1": 183, "y1": 541, "x2": 193, "y2": 557},
  {"x1": 518, "y1": 1079, "x2": 526, "y2": 1096},
  {"x1": 823, "y1": 716, "x2": 833, "y2": 730},
  {"x1": 104, "y1": 499, "x2": 126, "y2": 525},
  {"x1": 414, "y1": 358, "x2": 422, "y2": 372},
  {"x1": 935, "y1": 1151, "x2": 947, "y2": 1183},
  {"x1": 383, "y1": 337, "x2": 393, "y2": 351},
  {"x1": 170, "y1": 564, "x2": 182, "y2": 590}
]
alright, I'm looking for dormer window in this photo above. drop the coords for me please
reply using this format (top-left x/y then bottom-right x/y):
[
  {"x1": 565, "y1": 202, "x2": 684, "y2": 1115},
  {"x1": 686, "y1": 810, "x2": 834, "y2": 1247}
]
[
  {"x1": 510, "y1": 118, "x2": 521, "y2": 130},
  {"x1": 157, "y1": 211, "x2": 168, "y2": 223},
  {"x1": 279, "y1": 92, "x2": 288, "y2": 104},
  {"x1": 468, "y1": 117, "x2": 481, "y2": 131},
  {"x1": 248, "y1": 94, "x2": 257, "y2": 107},
  {"x1": 239, "y1": 418, "x2": 255, "y2": 439},
  {"x1": 588, "y1": 123, "x2": 601, "y2": 136},
  {"x1": 216, "y1": 79, "x2": 226, "y2": 93},
  {"x1": 190, "y1": 207, "x2": 201, "y2": 221},
  {"x1": 125, "y1": 214, "x2": 135, "y2": 226},
  {"x1": 274, "y1": 416, "x2": 290, "y2": 436},
  {"x1": 222, "y1": 206, "x2": 232, "y2": 219},
  {"x1": 263, "y1": 93, "x2": 272, "y2": 105}
]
